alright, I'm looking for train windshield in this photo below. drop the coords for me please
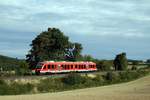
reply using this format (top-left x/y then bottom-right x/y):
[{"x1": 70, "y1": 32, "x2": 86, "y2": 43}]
[{"x1": 36, "y1": 63, "x2": 43, "y2": 69}]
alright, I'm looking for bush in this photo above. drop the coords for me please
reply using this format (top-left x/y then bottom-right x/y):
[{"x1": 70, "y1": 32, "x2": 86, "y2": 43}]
[
  {"x1": 0, "y1": 79, "x2": 34, "y2": 95},
  {"x1": 15, "y1": 61, "x2": 30, "y2": 76},
  {"x1": 9, "y1": 82, "x2": 33, "y2": 95},
  {"x1": 131, "y1": 66, "x2": 137, "y2": 70},
  {"x1": 96, "y1": 60, "x2": 112, "y2": 71},
  {"x1": 0, "y1": 79, "x2": 10, "y2": 95},
  {"x1": 37, "y1": 78, "x2": 64, "y2": 92},
  {"x1": 92, "y1": 75, "x2": 105, "y2": 86},
  {"x1": 118, "y1": 71, "x2": 146, "y2": 82},
  {"x1": 62, "y1": 73, "x2": 86, "y2": 86},
  {"x1": 105, "y1": 72, "x2": 119, "y2": 83}
]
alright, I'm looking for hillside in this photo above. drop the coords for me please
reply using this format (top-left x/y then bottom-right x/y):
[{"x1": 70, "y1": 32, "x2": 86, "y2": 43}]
[
  {"x1": 0, "y1": 55, "x2": 22, "y2": 71},
  {"x1": 0, "y1": 74, "x2": 150, "y2": 100}
]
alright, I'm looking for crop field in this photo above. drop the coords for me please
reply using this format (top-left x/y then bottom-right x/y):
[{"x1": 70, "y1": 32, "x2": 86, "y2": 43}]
[{"x1": 0, "y1": 74, "x2": 150, "y2": 100}]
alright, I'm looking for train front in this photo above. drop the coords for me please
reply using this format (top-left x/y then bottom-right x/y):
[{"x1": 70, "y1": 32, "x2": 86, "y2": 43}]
[{"x1": 32, "y1": 62, "x2": 44, "y2": 75}]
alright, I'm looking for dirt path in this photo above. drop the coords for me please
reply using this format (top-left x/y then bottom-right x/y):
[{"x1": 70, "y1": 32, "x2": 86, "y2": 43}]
[{"x1": 0, "y1": 75, "x2": 150, "y2": 100}]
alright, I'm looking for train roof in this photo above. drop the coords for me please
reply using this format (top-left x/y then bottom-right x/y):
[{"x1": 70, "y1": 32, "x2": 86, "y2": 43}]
[{"x1": 39, "y1": 61, "x2": 96, "y2": 65}]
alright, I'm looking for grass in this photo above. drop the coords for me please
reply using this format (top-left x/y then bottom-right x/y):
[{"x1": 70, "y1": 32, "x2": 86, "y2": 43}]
[{"x1": 0, "y1": 74, "x2": 150, "y2": 100}]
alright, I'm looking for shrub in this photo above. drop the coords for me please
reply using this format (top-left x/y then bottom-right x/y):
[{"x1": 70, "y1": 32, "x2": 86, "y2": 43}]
[
  {"x1": 92, "y1": 75, "x2": 105, "y2": 86},
  {"x1": 0, "y1": 79, "x2": 10, "y2": 95},
  {"x1": 9, "y1": 82, "x2": 34, "y2": 95},
  {"x1": 131, "y1": 66, "x2": 137, "y2": 70},
  {"x1": 37, "y1": 78, "x2": 64, "y2": 92},
  {"x1": 105, "y1": 72, "x2": 119, "y2": 83},
  {"x1": 62, "y1": 73, "x2": 86, "y2": 86},
  {"x1": 96, "y1": 60, "x2": 112, "y2": 71},
  {"x1": 118, "y1": 71, "x2": 145, "y2": 82},
  {"x1": 15, "y1": 61, "x2": 30, "y2": 76}
]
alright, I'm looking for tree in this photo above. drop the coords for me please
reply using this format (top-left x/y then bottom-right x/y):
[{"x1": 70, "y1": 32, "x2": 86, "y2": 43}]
[
  {"x1": 26, "y1": 28, "x2": 82, "y2": 69},
  {"x1": 113, "y1": 53, "x2": 128, "y2": 70},
  {"x1": 146, "y1": 59, "x2": 150, "y2": 64},
  {"x1": 78, "y1": 55, "x2": 95, "y2": 61},
  {"x1": 15, "y1": 61, "x2": 30, "y2": 75},
  {"x1": 96, "y1": 60, "x2": 112, "y2": 71}
]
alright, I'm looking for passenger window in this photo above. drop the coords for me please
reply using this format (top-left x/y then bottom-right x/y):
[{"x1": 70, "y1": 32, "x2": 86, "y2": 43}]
[
  {"x1": 71, "y1": 65, "x2": 73, "y2": 69},
  {"x1": 48, "y1": 65, "x2": 50, "y2": 69},
  {"x1": 52, "y1": 65, "x2": 55, "y2": 69},
  {"x1": 79, "y1": 65, "x2": 81, "y2": 69},
  {"x1": 75, "y1": 65, "x2": 78, "y2": 68},
  {"x1": 84, "y1": 65, "x2": 86, "y2": 69}
]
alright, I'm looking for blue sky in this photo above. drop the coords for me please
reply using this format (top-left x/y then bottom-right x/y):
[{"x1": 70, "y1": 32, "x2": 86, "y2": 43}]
[{"x1": 0, "y1": 0, "x2": 150, "y2": 60}]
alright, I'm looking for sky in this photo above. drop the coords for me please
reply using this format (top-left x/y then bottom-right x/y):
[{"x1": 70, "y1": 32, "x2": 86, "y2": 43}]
[{"x1": 0, "y1": 0, "x2": 150, "y2": 60}]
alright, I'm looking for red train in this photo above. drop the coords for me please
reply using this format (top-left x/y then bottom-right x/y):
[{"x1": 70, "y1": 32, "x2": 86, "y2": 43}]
[{"x1": 32, "y1": 61, "x2": 97, "y2": 75}]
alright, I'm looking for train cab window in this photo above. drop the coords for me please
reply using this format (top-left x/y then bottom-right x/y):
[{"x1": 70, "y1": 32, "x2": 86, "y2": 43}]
[{"x1": 43, "y1": 65, "x2": 46, "y2": 69}]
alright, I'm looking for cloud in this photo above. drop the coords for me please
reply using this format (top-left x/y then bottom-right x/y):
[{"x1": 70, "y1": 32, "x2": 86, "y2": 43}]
[{"x1": 0, "y1": 0, "x2": 150, "y2": 59}]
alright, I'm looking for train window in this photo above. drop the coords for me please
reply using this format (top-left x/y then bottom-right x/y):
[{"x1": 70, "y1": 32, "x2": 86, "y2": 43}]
[
  {"x1": 79, "y1": 65, "x2": 81, "y2": 69},
  {"x1": 65, "y1": 65, "x2": 68, "y2": 69},
  {"x1": 43, "y1": 65, "x2": 46, "y2": 69},
  {"x1": 92, "y1": 65, "x2": 94, "y2": 68},
  {"x1": 90, "y1": 65, "x2": 92, "y2": 68},
  {"x1": 89, "y1": 65, "x2": 91, "y2": 68},
  {"x1": 62, "y1": 65, "x2": 64, "y2": 69},
  {"x1": 82, "y1": 65, "x2": 84, "y2": 69},
  {"x1": 68, "y1": 65, "x2": 70, "y2": 69},
  {"x1": 81, "y1": 65, "x2": 82, "y2": 69},
  {"x1": 48, "y1": 65, "x2": 50, "y2": 69},
  {"x1": 75, "y1": 65, "x2": 78, "y2": 69},
  {"x1": 81, "y1": 65, "x2": 83, "y2": 69},
  {"x1": 93, "y1": 65, "x2": 95, "y2": 68},
  {"x1": 52, "y1": 65, "x2": 55, "y2": 69},
  {"x1": 64, "y1": 65, "x2": 66, "y2": 69},
  {"x1": 83, "y1": 65, "x2": 86, "y2": 69},
  {"x1": 71, "y1": 65, "x2": 73, "y2": 69}
]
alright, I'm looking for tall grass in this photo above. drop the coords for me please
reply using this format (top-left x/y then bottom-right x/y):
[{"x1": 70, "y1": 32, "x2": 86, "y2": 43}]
[{"x1": 0, "y1": 69, "x2": 149, "y2": 95}]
